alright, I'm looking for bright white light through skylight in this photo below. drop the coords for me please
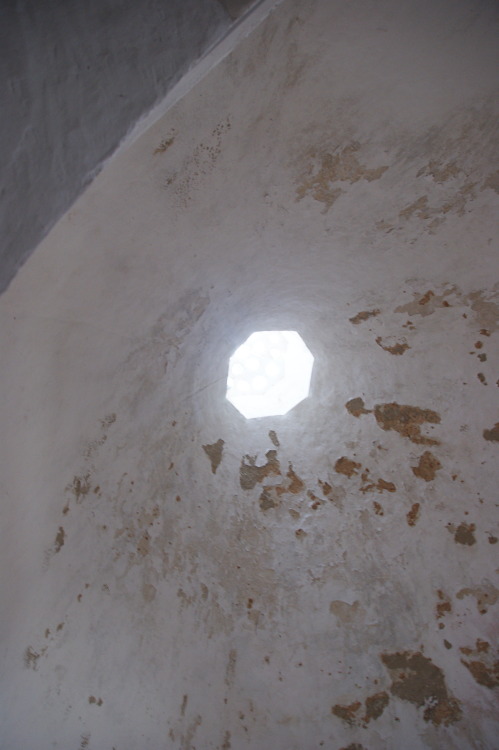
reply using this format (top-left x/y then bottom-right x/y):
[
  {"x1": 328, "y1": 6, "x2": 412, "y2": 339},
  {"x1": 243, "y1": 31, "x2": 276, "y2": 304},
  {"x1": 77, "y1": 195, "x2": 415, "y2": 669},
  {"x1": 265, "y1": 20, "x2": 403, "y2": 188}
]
[{"x1": 226, "y1": 331, "x2": 314, "y2": 419}]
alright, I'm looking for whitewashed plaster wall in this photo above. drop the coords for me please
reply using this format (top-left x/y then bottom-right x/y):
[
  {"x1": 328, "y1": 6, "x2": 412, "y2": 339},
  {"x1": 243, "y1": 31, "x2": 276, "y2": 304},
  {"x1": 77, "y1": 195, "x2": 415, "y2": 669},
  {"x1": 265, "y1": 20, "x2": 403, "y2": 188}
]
[
  {"x1": 1, "y1": 1, "x2": 498, "y2": 748},
  {"x1": 0, "y1": 0, "x2": 258, "y2": 293}
]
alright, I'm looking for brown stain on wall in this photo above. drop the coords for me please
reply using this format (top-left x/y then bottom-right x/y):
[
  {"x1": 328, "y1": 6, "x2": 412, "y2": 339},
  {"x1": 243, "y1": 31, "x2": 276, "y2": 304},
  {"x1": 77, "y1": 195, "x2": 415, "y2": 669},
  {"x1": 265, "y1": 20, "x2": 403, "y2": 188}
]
[
  {"x1": 153, "y1": 135, "x2": 175, "y2": 155},
  {"x1": 456, "y1": 583, "x2": 499, "y2": 614},
  {"x1": 203, "y1": 438, "x2": 225, "y2": 474},
  {"x1": 417, "y1": 159, "x2": 460, "y2": 183},
  {"x1": 345, "y1": 397, "x2": 371, "y2": 417},
  {"x1": 483, "y1": 422, "x2": 499, "y2": 442},
  {"x1": 482, "y1": 169, "x2": 499, "y2": 194},
  {"x1": 240, "y1": 450, "x2": 281, "y2": 489},
  {"x1": 412, "y1": 451, "x2": 442, "y2": 481},
  {"x1": 282, "y1": 464, "x2": 305, "y2": 494},
  {"x1": 330, "y1": 600, "x2": 361, "y2": 624},
  {"x1": 225, "y1": 649, "x2": 237, "y2": 688},
  {"x1": 259, "y1": 487, "x2": 278, "y2": 511},
  {"x1": 335, "y1": 456, "x2": 361, "y2": 478},
  {"x1": 454, "y1": 522, "x2": 476, "y2": 546},
  {"x1": 180, "y1": 694, "x2": 188, "y2": 717},
  {"x1": 399, "y1": 195, "x2": 431, "y2": 221},
  {"x1": 394, "y1": 284, "x2": 499, "y2": 331},
  {"x1": 332, "y1": 691, "x2": 389, "y2": 727},
  {"x1": 331, "y1": 701, "x2": 361, "y2": 726},
  {"x1": 363, "y1": 691, "x2": 390, "y2": 723},
  {"x1": 296, "y1": 142, "x2": 388, "y2": 212},
  {"x1": 54, "y1": 526, "x2": 65, "y2": 553},
  {"x1": 395, "y1": 288, "x2": 452, "y2": 317},
  {"x1": 436, "y1": 590, "x2": 452, "y2": 620},
  {"x1": 24, "y1": 646, "x2": 43, "y2": 670},
  {"x1": 381, "y1": 651, "x2": 462, "y2": 726},
  {"x1": 258, "y1": 463, "x2": 305, "y2": 511},
  {"x1": 375, "y1": 336, "x2": 410, "y2": 355},
  {"x1": 373, "y1": 402, "x2": 440, "y2": 445},
  {"x1": 268, "y1": 430, "x2": 280, "y2": 447},
  {"x1": 349, "y1": 309, "x2": 380, "y2": 325},
  {"x1": 360, "y1": 473, "x2": 396, "y2": 494},
  {"x1": 67, "y1": 474, "x2": 91, "y2": 503},
  {"x1": 345, "y1": 397, "x2": 441, "y2": 444},
  {"x1": 406, "y1": 503, "x2": 420, "y2": 526},
  {"x1": 460, "y1": 640, "x2": 499, "y2": 689}
]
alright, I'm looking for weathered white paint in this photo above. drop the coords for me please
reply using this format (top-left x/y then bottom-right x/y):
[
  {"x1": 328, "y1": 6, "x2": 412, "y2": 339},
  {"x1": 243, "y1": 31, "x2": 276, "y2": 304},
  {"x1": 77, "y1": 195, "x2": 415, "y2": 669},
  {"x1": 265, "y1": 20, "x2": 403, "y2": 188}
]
[{"x1": 1, "y1": 0, "x2": 498, "y2": 748}]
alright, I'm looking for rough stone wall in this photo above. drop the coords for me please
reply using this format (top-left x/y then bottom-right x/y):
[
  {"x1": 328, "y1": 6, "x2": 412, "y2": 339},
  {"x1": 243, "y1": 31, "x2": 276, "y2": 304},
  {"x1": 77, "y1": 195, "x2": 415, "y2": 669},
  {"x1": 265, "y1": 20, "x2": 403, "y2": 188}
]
[{"x1": 0, "y1": 0, "x2": 498, "y2": 748}]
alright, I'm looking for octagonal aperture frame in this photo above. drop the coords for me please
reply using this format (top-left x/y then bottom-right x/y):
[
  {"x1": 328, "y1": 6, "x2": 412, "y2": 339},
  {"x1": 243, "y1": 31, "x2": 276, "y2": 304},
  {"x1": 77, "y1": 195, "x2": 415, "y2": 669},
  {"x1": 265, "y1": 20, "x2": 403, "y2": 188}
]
[{"x1": 226, "y1": 330, "x2": 314, "y2": 419}]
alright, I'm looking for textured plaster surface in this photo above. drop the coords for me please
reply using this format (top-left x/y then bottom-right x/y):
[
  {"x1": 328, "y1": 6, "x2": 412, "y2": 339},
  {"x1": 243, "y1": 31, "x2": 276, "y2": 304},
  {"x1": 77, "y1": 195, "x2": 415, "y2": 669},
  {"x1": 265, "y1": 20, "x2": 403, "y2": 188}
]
[
  {"x1": 0, "y1": 0, "x2": 262, "y2": 293},
  {"x1": 1, "y1": 0, "x2": 499, "y2": 748}
]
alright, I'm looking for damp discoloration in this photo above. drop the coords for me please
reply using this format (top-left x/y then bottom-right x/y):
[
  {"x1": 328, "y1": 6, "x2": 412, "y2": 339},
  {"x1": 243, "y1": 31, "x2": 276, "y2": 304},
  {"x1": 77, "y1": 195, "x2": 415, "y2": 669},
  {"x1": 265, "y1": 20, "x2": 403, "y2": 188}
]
[
  {"x1": 335, "y1": 456, "x2": 361, "y2": 478},
  {"x1": 221, "y1": 730, "x2": 232, "y2": 750},
  {"x1": 460, "y1": 640, "x2": 498, "y2": 689},
  {"x1": 381, "y1": 651, "x2": 462, "y2": 726},
  {"x1": 412, "y1": 451, "x2": 442, "y2": 481},
  {"x1": 296, "y1": 142, "x2": 388, "y2": 212},
  {"x1": 203, "y1": 438, "x2": 224, "y2": 474},
  {"x1": 406, "y1": 503, "x2": 421, "y2": 526},
  {"x1": 349, "y1": 309, "x2": 380, "y2": 325},
  {"x1": 240, "y1": 450, "x2": 281, "y2": 490},
  {"x1": 483, "y1": 422, "x2": 499, "y2": 442},
  {"x1": 456, "y1": 582, "x2": 499, "y2": 614},
  {"x1": 453, "y1": 522, "x2": 476, "y2": 546},
  {"x1": 375, "y1": 336, "x2": 410, "y2": 355}
]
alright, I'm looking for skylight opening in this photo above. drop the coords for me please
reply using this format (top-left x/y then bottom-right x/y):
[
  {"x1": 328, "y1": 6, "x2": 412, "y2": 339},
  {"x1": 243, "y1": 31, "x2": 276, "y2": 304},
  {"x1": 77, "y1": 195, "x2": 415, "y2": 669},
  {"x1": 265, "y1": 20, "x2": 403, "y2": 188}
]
[{"x1": 226, "y1": 331, "x2": 314, "y2": 419}]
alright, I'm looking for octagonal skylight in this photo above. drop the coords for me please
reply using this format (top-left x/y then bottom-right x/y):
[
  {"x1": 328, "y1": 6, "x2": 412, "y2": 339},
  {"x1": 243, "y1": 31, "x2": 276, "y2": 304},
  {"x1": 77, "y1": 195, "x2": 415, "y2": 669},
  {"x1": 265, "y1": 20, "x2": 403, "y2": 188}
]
[{"x1": 226, "y1": 331, "x2": 314, "y2": 419}]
